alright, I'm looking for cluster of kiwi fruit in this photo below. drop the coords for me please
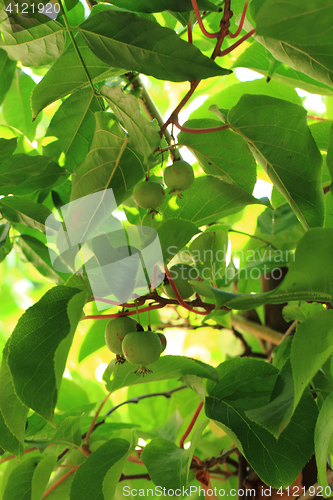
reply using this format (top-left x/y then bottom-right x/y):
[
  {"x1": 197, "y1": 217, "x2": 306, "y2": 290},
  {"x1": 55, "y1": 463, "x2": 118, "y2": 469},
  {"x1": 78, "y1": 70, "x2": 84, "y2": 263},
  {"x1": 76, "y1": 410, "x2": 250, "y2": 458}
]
[
  {"x1": 132, "y1": 159, "x2": 195, "y2": 212},
  {"x1": 105, "y1": 316, "x2": 166, "y2": 375}
]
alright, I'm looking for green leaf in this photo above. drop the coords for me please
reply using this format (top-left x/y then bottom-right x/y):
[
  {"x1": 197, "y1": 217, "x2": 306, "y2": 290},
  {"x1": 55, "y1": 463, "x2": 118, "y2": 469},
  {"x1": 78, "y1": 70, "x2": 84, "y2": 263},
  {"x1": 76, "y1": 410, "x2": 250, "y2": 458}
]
[
  {"x1": 102, "y1": 432, "x2": 136, "y2": 499},
  {"x1": 0, "y1": 342, "x2": 29, "y2": 457},
  {"x1": 315, "y1": 392, "x2": 333, "y2": 492},
  {"x1": 0, "y1": 222, "x2": 12, "y2": 263},
  {"x1": 190, "y1": 227, "x2": 333, "y2": 310},
  {"x1": 78, "y1": 318, "x2": 109, "y2": 363},
  {"x1": 31, "y1": 33, "x2": 123, "y2": 118},
  {"x1": 246, "y1": 359, "x2": 295, "y2": 438},
  {"x1": 32, "y1": 456, "x2": 57, "y2": 500},
  {"x1": 155, "y1": 175, "x2": 264, "y2": 227},
  {"x1": 0, "y1": 12, "x2": 66, "y2": 67},
  {"x1": 56, "y1": 377, "x2": 90, "y2": 412},
  {"x1": 291, "y1": 310, "x2": 333, "y2": 410},
  {"x1": 228, "y1": 94, "x2": 324, "y2": 229},
  {"x1": 0, "y1": 196, "x2": 52, "y2": 232},
  {"x1": 178, "y1": 119, "x2": 257, "y2": 192},
  {"x1": 43, "y1": 88, "x2": 101, "y2": 172},
  {"x1": 155, "y1": 218, "x2": 200, "y2": 264},
  {"x1": 254, "y1": 0, "x2": 333, "y2": 47},
  {"x1": 190, "y1": 80, "x2": 301, "y2": 121},
  {"x1": 0, "y1": 137, "x2": 17, "y2": 162},
  {"x1": 70, "y1": 112, "x2": 145, "y2": 204},
  {"x1": 101, "y1": 85, "x2": 160, "y2": 164},
  {"x1": 78, "y1": 11, "x2": 231, "y2": 82},
  {"x1": 2, "y1": 69, "x2": 42, "y2": 142},
  {"x1": 7, "y1": 286, "x2": 86, "y2": 423},
  {"x1": 3, "y1": 456, "x2": 42, "y2": 500},
  {"x1": 103, "y1": 355, "x2": 219, "y2": 393},
  {"x1": 70, "y1": 438, "x2": 132, "y2": 500},
  {"x1": 205, "y1": 358, "x2": 318, "y2": 488},
  {"x1": 233, "y1": 41, "x2": 333, "y2": 96},
  {"x1": 309, "y1": 121, "x2": 333, "y2": 152},
  {"x1": 104, "y1": 0, "x2": 218, "y2": 13},
  {"x1": 190, "y1": 229, "x2": 228, "y2": 281},
  {"x1": 15, "y1": 235, "x2": 67, "y2": 285},
  {"x1": 0, "y1": 49, "x2": 16, "y2": 106},
  {"x1": 141, "y1": 420, "x2": 208, "y2": 490},
  {"x1": 0, "y1": 154, "x2": 68, "y2": 196},
  {"x1": 50, "y1": 415, "x2": 82, "y2": 447},
  {"x1": 326, "y1": 124, "x2": 333, "y2": 182},
  {"x1": 283, "y1": 302, "x2": 325, "y2": 323}
]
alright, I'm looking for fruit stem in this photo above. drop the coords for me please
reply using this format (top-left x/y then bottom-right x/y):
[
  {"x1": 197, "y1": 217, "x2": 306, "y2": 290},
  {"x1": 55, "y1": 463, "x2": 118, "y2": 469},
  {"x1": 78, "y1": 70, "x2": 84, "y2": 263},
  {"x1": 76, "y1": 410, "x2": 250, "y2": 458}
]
[
  {"x1": 179, "y1": 401, "x2": 204, "y2": 448},
  {"x1": 82, "y1": 304, "x2": 165, "y2": 321},
  {"x1": 190, "y1": 0, "x2": 220, "y2": 38}
]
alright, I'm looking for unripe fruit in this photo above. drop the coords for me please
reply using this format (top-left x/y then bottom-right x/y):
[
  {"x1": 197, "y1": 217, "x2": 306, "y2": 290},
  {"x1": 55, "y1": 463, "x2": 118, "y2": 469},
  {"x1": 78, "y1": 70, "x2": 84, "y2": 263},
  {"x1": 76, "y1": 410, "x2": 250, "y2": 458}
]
[
  {"x1": 163, "y1": 263, "x2": 198, "y2": 300},
  {"x1": 132, "y1": 180, "x2": 165, "y2": 210},
  {"x1": 157, "y1": 332, "x2": 167, "y2": 353},
  {"x1": 164, "y1": 161, "x2": 194, "y2": 192},
  {"x1": 105, "y1": 317, "x2": 138, "y2": 355},
  {"x1": 122, "y1": 331, "x2": 162, "y2": 366}
]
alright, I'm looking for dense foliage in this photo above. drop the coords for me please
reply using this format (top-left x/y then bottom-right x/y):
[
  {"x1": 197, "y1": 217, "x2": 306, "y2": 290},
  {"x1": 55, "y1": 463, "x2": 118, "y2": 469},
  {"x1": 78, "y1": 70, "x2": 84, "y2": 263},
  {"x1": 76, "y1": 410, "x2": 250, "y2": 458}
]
[{"x1": 1, "y1": 0, "x2": 333, "y2": 498}]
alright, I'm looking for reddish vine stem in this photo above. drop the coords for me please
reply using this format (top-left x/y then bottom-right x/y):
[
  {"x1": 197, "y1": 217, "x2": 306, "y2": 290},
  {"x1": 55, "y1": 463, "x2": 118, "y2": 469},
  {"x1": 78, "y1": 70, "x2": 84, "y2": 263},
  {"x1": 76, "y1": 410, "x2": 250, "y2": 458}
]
[
  {"x1": 0, "y1": 447, "x2": 37, "y2": 465},
  {"x1": 164, "y1": 266, "x2": 208, "y2": 316},
  {"x1": 188, "y1": 12, "x2": 193, "y2": 44},
  {"x1": 307, "y1": 115, "x2": 327, "y2": 121},
  {"x1": 190, "y1": 0, "x2": 219, "y2": 38},
  {"x1": 219, "y1": 28, "x2": 256, "y2": 56},
  {"x1": 85, "y1": 392, "x2": 112, "y2": 447},
  {"x1": 172, "y1": 115, "x2": 230, "y2": 134},
  {"x1": 82, "y1": 303, "x2": 164, "y2": 321},
  {"x1": 228, "y1": 1, "x2": 248, "y2": 38},
  {"x1": 42, "y1": 466, "x2": 79, "y2": 499},
  {"x1": 180, "y1": 401, "x2": 204, "y2": 448}
]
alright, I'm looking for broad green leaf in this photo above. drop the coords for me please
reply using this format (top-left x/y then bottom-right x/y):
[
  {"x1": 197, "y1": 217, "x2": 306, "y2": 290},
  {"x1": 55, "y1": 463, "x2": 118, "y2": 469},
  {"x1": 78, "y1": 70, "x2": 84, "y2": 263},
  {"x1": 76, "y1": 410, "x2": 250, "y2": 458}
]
[
  {"x1": 0, "y1": 48, "x2": 16, "y2": 106},
  {"x1": 32, "y1": 456, "x2": 57, "y2": 500},
  {"x1": 283, "y1": 302, "x2": 325, "y2": 323},
  {"x1": 31, "y1": 32, "x2": 123, "y2": 118},
  {"x1": 246, "y1": 359, "x2": 295, "y2": 438},
  {"x1": 205, "y1": 358, "x2": 318, "y2": 488},
  {"x1": 0, "y1": 196, "x2": 52, "y2": 232},
  {"x1": 0, "y1": 343, "x2": 29, "y2": 457},
  {"x1": 253, "y1": 32, "x2": 333, "y2": 91},
  {"x1": 0, "y1": 137, "x2": 17, "y2": 162},
  {"x1": 101, "y1": 85, "x2": 160, "y2": 164},
  {"x1": 189, "y1": 79, "x2": 301, "y2": 121},
  {"x1": 78, "y1": 11, "x2": 231, "y2": 83},
  {"x1": 254, "y1": 0, "x2": 333, "y2": 47},
  {"x1": 141, "y1": 420, "x2": 208, "y2": 490},
  {"x1": 315, "y1": 392, "x2": 333, "y2": 493},
  {"x1": 228, "y1": 95, "x2": 324, "y2": 229},
  {"x1": 179, "y1": 119, "x2": 257, "y2": 192},
  {"x1": 3, "y1": 456, "x2": 42, "y2": 500},
  {"x1": 70, "y1": 112, "x2": 145, "y2": 204},
  {"x1": 50, "y1": 415, "x2": 82, "y2": 447},
  {"x1": 43, "y1": 88, "x2": 101, "y2": 172},
  {"x1": 291, "y1": 310, "x2": 333, "y2": 409},
  {"x1": 15, "y1": 235, "x2": 67, "y2": 285},
  {"x1": 326, "y1": 124, "x2": 333, "y2": 182},
  {"x1": 233, "y1": 41, "x2": 333, "y2": 96},
  {"x1": 190, "y1": 229, "x2": 228, "y2": 281},
  {"x1": 103, "y1": 355, "x2": 219, "y2": 393},
  {"x1": 309, "y1": 121, "x2": 333, "y2": 152},
  {"x1": 0, "y1": 154, "x2": 68, "y2": 196},
  {"x1": 155, "y1": 218, "x2": 200, "y2": 263},
  {"x1": 2, "y1": 69, "x2": 42, "y2": 142},
  {"x1": 56, "y1": 377, "x2": 90, "y2": 412},
  {"x1": 102, "y1": 432, "x2": 136, "y2": 499},
  {"x1": 70, "y1": 438, "x2": 131, "y2": 500},
  {"x1": 105, "y1": 0, "x2": 217, "y2": 13},
  {"x1": 0, "y1": 222, "x2": 13, "y2": 263},
  {"x1": 191, "y1": 227, "x2": 333, "y2": 310},
  {"x1": 155, "y1": 175, "x2": 264, "y2": 227},
  {"x1": 0, "y1": 12, "x2": 66, "y2": 67},
  {"x1": 7, "y1": 286, "x2": 86, "y2": 423},
  {"x1": 78, "y1": 318, "x2": 109, "y2": 363}
]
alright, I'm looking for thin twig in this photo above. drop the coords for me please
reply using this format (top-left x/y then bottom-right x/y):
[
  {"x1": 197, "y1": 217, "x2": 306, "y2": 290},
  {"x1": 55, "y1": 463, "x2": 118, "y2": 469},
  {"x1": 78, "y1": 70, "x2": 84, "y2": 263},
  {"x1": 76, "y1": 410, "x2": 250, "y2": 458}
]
[
  {"x1": 42, "y1": 466, "x2": 79, "y2": 499},
  {"x1": 298, "y1": 470, "x2": 333, "y2": 500},
  {"x1": 85, "y1": 392, "x2": 112, "y2": 447}
]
